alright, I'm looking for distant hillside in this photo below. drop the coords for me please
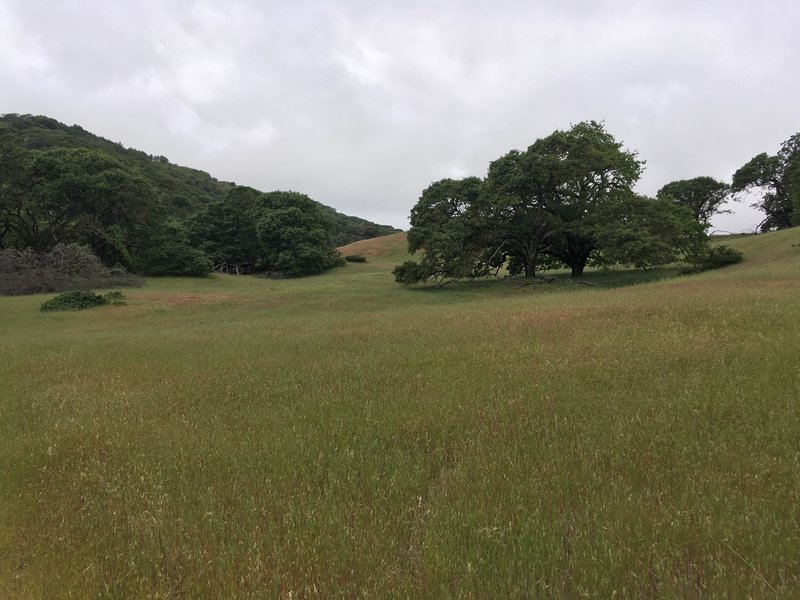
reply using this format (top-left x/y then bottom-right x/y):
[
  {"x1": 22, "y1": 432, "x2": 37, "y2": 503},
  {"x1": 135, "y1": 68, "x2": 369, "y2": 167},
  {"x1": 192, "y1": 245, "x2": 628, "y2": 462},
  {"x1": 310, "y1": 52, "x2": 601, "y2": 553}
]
[
  {"x1": 338, "y1": 232, "x2": 410, "y2": 265},
  {"x1": 0, "y1": 113, "x2": 400, "y2": 243},
  {"x1": 320, "y1": 207, "x2": 403, "y2": 247}
]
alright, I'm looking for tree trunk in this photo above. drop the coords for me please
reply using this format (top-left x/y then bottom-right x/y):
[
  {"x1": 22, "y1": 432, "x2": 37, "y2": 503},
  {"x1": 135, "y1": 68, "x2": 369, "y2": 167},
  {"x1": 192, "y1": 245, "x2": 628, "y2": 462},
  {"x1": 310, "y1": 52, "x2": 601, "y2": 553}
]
[
  {"x1": 570, "y1": 254, "x2": 590, "y2": 277},
  {"x1": 561, "y1": 236, "x2": 592, "y2": 277},
  {"x1": 523, "y1": 241, "x2": 540, "y2": 277},
  {"x1": 524, "y1": 260, "x2": 536, "y2": 278}
]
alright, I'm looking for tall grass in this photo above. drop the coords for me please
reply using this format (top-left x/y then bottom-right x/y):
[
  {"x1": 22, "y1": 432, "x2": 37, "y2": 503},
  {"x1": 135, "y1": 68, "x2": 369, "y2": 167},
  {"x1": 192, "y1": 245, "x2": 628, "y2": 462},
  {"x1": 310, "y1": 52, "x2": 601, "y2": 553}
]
[{"x1": 1, "y1": 229, "x2": 799, "y2": 597}]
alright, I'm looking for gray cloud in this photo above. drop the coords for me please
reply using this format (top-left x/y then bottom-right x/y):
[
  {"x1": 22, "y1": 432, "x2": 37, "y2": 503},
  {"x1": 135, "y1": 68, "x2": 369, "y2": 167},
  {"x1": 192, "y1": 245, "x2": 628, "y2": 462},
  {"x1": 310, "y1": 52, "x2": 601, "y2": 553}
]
[{"x1": 2, "y1": 0, "x2": 798, "y2": 230}]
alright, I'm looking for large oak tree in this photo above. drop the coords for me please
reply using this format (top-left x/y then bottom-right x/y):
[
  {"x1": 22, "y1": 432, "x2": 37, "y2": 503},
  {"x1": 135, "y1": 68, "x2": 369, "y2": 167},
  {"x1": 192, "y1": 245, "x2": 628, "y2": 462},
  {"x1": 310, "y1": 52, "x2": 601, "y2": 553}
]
[
  {"x1": 396, "y1": 121, "x2": 687, "y2": 286},
  {"x1": 732, "y1": 133, "x2": 800, "y2": 231}
]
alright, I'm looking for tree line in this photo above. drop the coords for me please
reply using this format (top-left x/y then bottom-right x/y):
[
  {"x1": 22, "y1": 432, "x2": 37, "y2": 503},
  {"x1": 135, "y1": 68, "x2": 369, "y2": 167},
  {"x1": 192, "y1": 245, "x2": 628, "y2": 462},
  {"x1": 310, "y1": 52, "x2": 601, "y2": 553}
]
[
  {"x1": 0, "y1": 114, "x2": 398, "y2": 278},
  {"x1": 395, "y1": 121, "x2": 798, "y2": 285}
]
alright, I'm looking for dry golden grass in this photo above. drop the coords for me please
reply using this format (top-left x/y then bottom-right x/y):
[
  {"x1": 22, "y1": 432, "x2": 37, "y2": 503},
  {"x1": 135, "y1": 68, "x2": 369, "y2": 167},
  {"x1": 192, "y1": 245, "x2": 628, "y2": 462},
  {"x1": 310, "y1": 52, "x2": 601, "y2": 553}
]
[{"x1": 338, "y1": 232, "x2": 408, "y2": 263}]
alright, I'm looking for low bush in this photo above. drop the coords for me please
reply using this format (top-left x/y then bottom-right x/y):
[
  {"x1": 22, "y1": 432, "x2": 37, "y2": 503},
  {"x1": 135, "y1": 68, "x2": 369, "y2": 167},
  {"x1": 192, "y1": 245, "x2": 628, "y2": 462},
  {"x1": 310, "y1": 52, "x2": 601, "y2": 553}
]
[
  {"x1": 393, "y1": 260, "x2": 435, "y2": 286},
  {"x1": 344, "y1": 254, "x2": 368, "y2": 263},
  {"x1": 103, "y1": 290, "x2": 126, "y2": 305},
  {"x1": 40, "y1": 290, "x2": 126, "y2": 312},
  {"x1": 682, "y1": 245, "x2": 744, "y2": 275}
]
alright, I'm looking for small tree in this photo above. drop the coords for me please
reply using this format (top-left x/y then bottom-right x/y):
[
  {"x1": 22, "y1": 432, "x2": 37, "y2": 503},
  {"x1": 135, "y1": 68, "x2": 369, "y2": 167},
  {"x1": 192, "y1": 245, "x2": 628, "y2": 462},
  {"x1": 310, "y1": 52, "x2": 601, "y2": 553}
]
[{"x1": 657, "y1": 176, "x2": 730, "y2": 228}]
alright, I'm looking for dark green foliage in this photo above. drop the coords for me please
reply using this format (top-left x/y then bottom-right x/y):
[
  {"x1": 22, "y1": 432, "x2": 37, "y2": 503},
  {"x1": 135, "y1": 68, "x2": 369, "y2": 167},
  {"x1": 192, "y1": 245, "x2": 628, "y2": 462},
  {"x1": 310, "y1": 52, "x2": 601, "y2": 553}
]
[
  {"x1": 482, "y1": 152, "x2": 559, "y2": 277},
  {"x1": 0, "y1": 130, "x2": 205, "y2": 276},
  {"x1": 274, "y1": 245, "x2": 344, "y2": 277},
  {"x1": 0, "y1": 133, "x2": 33, "y2": 249},
  {"x1": 401, "y1": 177, "x2": 493, "y2": 285},
  {"x1": 0, "y1": 114, "x2": 389, "y2": 277},
  {"x1": 188, "y1": 187, "x2": 343, "y2": 277},
  {"x1": 344, "y1": 254, "x2": 367, "y2": 263},
  {"x1": 186, "y1": 186, "x2": 262, "y2": 272},
  {"x1": 732, "y1": 133, "x2": 800, "y2": 231},
  {"x1": 526, "y1": 121, "x2": 644, "y2": 277},
  {"x1": 657, "y1": 176, "x2": 731, "y2": 227},
  {"x1": 41, "y1": 291, "x2": 107, "y2": 311},
  {"x1": 40, "y1": 289, "x2": 126, "y2": 312},
  {"x1": 398, "y1": 121, "x2": 681, "y2": 286},
  {"x1": 0, "y1": 113, "x2": 231, "y2": 219},
  {"x1": 0, "y1": 113, "x2": 398, "y2": 258},
  {"x1": 256, "y1": 191, "x2": 341, "y2": 277},
  {"x1": 593, "y1": 195, "x2": 707, "y2": 269},
  {"x1": 27, "y1": 147, "x2": 157, "y2": 260},
  {"x1": 132, "y1": 222, "x2": 212, "y2": 276},
  {"x1": 392, "y1": 260, "x2": 437, "y2": 286},
  {"x1": 681, "y1": 245, "x2": 744, "y2": 274}
]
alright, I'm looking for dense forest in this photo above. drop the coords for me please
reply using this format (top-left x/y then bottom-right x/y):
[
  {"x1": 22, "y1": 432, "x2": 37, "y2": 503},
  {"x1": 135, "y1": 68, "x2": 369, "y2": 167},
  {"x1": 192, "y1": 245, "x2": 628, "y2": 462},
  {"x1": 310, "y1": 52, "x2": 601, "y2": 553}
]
[{"x1": 0, "y1": 114, "x2": 399, "y2": 277}]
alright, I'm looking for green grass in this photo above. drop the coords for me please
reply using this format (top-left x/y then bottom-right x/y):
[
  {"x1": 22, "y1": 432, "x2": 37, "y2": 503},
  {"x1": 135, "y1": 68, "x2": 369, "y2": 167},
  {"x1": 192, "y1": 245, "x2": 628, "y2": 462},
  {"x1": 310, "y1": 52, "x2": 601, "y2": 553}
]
[{"x1": 2, "y1": 229, "x2": 800, "y2": 598}]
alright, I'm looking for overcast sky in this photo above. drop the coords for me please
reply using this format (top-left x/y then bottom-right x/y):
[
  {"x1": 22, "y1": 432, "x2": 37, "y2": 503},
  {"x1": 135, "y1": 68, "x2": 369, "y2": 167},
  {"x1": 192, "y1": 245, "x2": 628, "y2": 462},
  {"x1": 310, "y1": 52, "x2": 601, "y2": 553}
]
[{"x1": 2, "y1": 0, "x2": 798, "y2": 231}]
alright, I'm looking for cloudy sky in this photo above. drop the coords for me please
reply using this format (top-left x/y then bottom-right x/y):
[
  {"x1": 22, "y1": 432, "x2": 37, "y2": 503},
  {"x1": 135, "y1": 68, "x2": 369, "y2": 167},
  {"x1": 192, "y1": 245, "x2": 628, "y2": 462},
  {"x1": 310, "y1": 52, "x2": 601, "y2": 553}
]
[{"x1": 2, "y1": 0, "x2": 798, "y2": 230}]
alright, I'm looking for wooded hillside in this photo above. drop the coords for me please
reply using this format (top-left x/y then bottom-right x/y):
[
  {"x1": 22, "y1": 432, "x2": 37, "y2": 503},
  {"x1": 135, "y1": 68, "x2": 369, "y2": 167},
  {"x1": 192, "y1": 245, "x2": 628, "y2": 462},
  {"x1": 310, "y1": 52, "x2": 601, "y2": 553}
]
[{"x1": 0, "y1": 114, "x2": 399, "y2": 276}]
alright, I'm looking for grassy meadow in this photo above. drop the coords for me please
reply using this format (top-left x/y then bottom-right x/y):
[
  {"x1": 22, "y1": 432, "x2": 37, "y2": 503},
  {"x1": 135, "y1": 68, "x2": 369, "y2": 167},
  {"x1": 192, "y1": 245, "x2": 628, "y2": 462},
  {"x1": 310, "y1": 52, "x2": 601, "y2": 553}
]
[{"x1": 1, "y1": 230, "x2": 799, "y2": 598}]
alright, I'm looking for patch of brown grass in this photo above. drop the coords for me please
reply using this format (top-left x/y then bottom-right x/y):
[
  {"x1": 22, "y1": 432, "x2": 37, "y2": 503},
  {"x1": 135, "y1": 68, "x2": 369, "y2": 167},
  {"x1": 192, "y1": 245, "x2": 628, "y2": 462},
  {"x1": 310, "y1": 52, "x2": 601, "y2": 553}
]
[
  {"x1": 338, "y1": 232, "x2": 407, "y2": 260},
  {"x1": 133, "y1": 292, "x2": 233, "y2": 306}
]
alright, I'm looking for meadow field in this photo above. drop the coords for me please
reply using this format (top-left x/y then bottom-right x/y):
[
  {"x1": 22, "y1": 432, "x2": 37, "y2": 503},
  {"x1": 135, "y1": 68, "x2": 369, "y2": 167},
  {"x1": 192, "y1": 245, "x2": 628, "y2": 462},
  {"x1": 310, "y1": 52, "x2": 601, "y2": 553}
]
[{"x1": 1, "y1": 229, "x2": 799, "y2": 598}]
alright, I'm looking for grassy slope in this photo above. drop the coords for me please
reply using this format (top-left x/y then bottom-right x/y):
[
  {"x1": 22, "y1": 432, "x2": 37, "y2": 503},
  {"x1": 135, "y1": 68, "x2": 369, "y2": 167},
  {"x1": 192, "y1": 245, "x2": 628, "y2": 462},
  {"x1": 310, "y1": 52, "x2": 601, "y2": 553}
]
[{"x1": 1, "y1": 230, "x2": 799, "y2": 598}]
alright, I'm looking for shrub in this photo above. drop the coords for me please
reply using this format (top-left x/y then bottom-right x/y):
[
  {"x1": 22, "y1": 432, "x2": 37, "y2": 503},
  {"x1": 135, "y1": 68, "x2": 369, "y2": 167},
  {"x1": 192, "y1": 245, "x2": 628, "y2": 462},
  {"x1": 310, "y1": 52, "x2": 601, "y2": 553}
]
[
  {"x1": 344, "y1": 254, "x2": 368, "y2": 263},
  {"x1": 682, "y1": 245, "x2": 744, "y2": 275},
  {"x1": 103, "y1": 290, "x2": 126, "y2": 305},
  {"x1": 393, "y1": 260, "x2": 435, "y2": 285},
  {"x1": 40, "y1": 289, "x2": 126, "y2": 312},
  {"x1": 0, "y1": 244, "x2": 141, "y2": 296}
]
